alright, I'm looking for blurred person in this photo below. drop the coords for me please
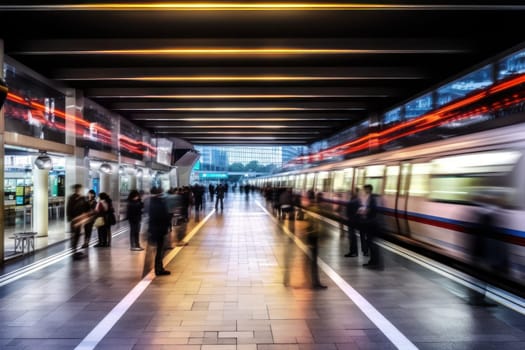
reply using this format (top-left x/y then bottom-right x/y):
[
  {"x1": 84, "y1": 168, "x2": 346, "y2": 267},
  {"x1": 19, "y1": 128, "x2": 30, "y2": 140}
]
[
  {"x1": 467, "y1": 191, "x2": 506, "y2": 305},
  {"x1": 215, "y1": 183, "x2": 225, "y2": 211},
  {"x1": 148, "y1": 187, "x2": 172, "y2": 275},
  {"x1": 344, "y1": 188, "x2": 360, "y2": 257},
  {"x1": 279, "y1": 188, "x2": 293, "y2": 220},
  {"x1": 192, "y1": 183, "x2": 205, "y2": 213},
  {"x1": 208, "y1": 183, "x2": 215, "y2": 202},
  {"x1": 81, "y1": 189, "x2": 97, "y2": 248},
  {"x1": 94, "y1": 192, "x2": 112, "y2": 247},
  {"x1": 359, "y1": 184, "x2": 381, "y2": 267},
  {"x1": 127, "y1": 189, "x2": 144, "y2": 251},
  {"x1": 67, "y1": 184, "x2": 89, "y2": 259},
  {"x1": 305, "y1": 196, "x2": 327, "y2": 289}
]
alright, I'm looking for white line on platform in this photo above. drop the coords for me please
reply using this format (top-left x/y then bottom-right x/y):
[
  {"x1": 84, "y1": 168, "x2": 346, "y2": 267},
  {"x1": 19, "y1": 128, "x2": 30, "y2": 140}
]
[
  {"x1": 74, "y1": 210, "x2": 215, "y2": 350},
  {"x1": 255, "y1": 201, "x2": 418, "y2": 350}
]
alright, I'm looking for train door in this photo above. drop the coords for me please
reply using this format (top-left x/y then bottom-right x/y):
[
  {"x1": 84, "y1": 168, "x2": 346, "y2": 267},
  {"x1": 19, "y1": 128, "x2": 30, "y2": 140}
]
[
  {"x1": 402, "y1": 162, "x2": 432, "y2": 237},
  {"x1": 397, "y1": 162, "x2": 412, "y2": 236},
  {"x1": 383, "y1": 164, "x2": 400, "y2": 234}
]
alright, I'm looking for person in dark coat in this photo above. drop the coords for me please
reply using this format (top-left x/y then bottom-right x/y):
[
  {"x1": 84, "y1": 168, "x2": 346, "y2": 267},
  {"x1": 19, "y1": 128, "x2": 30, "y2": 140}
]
[
  {"x1": 127, "y1": 189, "x2": 144, "y2": 251},
  {"x1": 344, "y1": 188, "x2": 360, "y2": 257},
  {"x1": 67, "y1": 184, "x2": 89, "y2": 259},
  {"x1": 359, "y1": 184, "x2": 381, "y2": 267},
  {"x1": 81, "y1": 189, "x2": 97, "y2": 248},
  {"x1": 149, "y1": 187, "x2": 172, "y2": 275}
]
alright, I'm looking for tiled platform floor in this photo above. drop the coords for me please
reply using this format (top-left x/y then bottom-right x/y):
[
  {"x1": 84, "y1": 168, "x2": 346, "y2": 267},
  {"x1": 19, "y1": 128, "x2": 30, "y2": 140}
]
[{"x1": 0, "y1": 192, "x2": 524, "y2": 350}]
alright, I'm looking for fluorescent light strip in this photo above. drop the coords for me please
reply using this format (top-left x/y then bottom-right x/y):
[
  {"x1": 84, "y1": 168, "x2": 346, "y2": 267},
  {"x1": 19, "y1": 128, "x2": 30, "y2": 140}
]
[
  {"x1": 92, "y1": 94, "x2": 389, "y2": 99},
  {"x1": 2, "y1": 3, "x2": 525, "y2": 11},
  {"x1": 131, "y1": 118, "x2": 350, "y2": 121},
  {"x1": 116, "y1": 107, "x2": 365, "y2": 111},
  {"x1": 60, "y1": 76, "x2": 422, "y2": 82},
  {"x1": 164, "y1": 131, "x2": 318, "y2": 134},
  {"x1": 151, "y1": 125, "x2": 329, "y2": 128},
  {"x1": 22, "y1": 48, "x2": 464, "y2": 55}
]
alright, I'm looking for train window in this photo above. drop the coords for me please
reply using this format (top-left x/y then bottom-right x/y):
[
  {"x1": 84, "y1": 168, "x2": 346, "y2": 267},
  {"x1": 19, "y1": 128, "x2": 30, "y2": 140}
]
[
  {"x1": 364, "y1": 165, "x2": 385, "y2": 195},
  {"x1": 429, "y1": 150, "x2": 522, "y2": 206},
  {"x1": 385, "y1": 166, "x2": 400, "y2": 195},
  {"x1": 343, "y1": 168, "x2": 354, "y2": 191},
  {"x1": 306, "y1": 173, "x2": 315, "y2": 191},
  {"x1": 316, "y1": 171, "x2": 331, "y2": 192},
  {"x1": 333, "y1": 170, "x2": 345, "y2": 192},
  {"x1": 355, "y1": 168, "x2": 366, "y2": 188},
  {"x1": 400, "y1": 163, "x2": 411, "y2": 195},
  {"x1": 409, "y1": 163, "x2": 431, "y2": 196},
  {"x1": 296, "y1": 174, "x2": 306, "y2": 190}
]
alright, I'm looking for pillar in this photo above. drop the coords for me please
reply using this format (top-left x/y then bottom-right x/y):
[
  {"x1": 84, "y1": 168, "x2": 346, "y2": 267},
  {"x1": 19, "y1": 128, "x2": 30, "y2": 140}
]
[
  {"x1": 0, "y1": 39, "x2": 5, "y2": 261},
  {"x1": 99, "y1": 171, "x2": 111, "y2": 194},
  {"x1": 33, "y1": 168, "x2": 49, "y2": 237}
]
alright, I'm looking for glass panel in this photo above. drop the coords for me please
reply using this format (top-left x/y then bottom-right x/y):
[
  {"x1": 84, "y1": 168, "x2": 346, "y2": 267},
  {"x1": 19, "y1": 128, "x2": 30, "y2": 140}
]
[
  {"x1": 385, "y1": 166, "x2": 400, "y2": 195},
  {"x1": 343, "y1": 168, "x2": 354, "y2": 191},
  {"x1": 400, "y1": 163, "x2": 411, "y2": 195},
  {"x1": 383, "y1": 107, "x2": 403, "y2": 127},
  {"x1": 333, "y1": 171, "x2": 345, "y2": 192},
  {"x1": 306, "y1": 173, "x2": 315, "y2": 190},
  {"x1": 498, "y1": 48, "x2": 525, "y2": 80},
  {"x1": 315, "y1": 171, "x2": 330, "y2": 192},
  {"x1": 437, "y1": 65, "x2": 493, "y2": 107},
  {"x1": 3, "y1": 63, "x2": 66, "y2": 143},
  {"x1": 405, "y1": 93, "x2": 433, "y2": 119},
  {"x1": 409, "y1": 163, "x2": 431, "y2": 196}
]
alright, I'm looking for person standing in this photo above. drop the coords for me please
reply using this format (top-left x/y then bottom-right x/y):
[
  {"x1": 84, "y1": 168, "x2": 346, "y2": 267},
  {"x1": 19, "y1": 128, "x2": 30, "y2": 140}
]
[
  {"x1": 215, "y1": 184, "x2": 225, "y2": 211},
  {"x1": 344, "y1": 188, "x2": 360, "y2": 257},
  {"x1": 149, "y1": 187, "x2": 172, "y2": 276},
  {"x1": 359, "y1": 184, "x2": 380, "y2": 267},
  {"x1": 81, "y1": 189, "x2": 97, "y2": 248},
  {"x1": 94, "y1": 192, "x2": 111, "y2": 247},
  {"x1": 127, "y1": 189, "x2": 144, "y2": 251},
  {"x1": 67, "y1": 184, "x2": 89, "y2": 259}
]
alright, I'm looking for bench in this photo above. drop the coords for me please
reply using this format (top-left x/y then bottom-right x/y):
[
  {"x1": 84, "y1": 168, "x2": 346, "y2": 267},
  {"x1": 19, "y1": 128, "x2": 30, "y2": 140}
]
[{"x1": 11, "y1": 232, "x2": 37, "y2": 254}]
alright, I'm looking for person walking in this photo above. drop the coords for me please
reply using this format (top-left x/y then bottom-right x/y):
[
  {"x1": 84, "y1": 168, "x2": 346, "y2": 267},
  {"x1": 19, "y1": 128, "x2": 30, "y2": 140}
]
[
  {"x1": 127, "y1": 189, "x2": 144, "y2": 251},
  {"x1": 81, "y1": 189, "x2": 97, "y2": 248},
  {"x1": 66, "y1": 184, "x2": 89, "y2": 259},
  {"x1": 148, "y1": 187, "x2": 172, "y2": 276}
]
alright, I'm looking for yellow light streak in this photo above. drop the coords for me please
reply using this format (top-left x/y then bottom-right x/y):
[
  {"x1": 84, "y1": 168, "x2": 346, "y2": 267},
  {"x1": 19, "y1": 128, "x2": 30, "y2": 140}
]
[
  {"x1": 29, "y1": 48, "x2": 461, "y2": 55},
  {"x1": 2, "y1": 3, "x2": 522, "y2": 11},
  {"x1": 117, "y1": 107, "x2": 365, "y2": 111},
  {"x1": 67, "y1": 76, "x2": 419, "y2": 81},
  {"x1": 94, "y1": 94, "x2": 387, "y2": 99}
]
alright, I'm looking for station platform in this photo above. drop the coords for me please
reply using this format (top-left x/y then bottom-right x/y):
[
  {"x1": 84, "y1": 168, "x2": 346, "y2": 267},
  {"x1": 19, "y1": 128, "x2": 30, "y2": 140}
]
[{"x1": 0, "y1": 192, "x2": 524, "y2": 350}]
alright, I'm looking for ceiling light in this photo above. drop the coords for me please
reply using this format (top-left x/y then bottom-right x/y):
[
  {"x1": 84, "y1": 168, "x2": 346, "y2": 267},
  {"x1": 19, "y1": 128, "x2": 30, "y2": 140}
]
[{"x1": 34, "y1": 151, "x2": 53, "y2": 170}]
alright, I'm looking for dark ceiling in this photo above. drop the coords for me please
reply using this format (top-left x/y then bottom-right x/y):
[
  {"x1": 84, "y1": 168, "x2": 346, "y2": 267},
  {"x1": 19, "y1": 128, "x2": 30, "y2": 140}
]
[{"x1": 1, "y1": 1, "x2": 524, "y2": 145}]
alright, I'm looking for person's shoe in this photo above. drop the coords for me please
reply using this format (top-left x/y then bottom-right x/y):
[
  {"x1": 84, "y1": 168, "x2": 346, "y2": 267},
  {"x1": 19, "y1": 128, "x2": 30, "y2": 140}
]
[
  {"x1": 313, "y1": 284, "x2": 327, "y2": 289},
  {"x1": 344, "y1": 253, "x2": 358, "y2": 257},
  {"x1": 81, "y1": 243, "x2": 89, "y2": 248},
  {"x1": 94, "y1": 244, "x2": 102, "y2": 247},
  {"x1": 156, "y1": 270, "x2": 171, "y2": 276}
]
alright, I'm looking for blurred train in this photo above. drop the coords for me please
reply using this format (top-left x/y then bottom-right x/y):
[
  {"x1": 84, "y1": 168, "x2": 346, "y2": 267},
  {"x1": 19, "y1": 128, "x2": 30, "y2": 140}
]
[{"x1": 255, "y1": 122, "x2": 525, "y2": 292}]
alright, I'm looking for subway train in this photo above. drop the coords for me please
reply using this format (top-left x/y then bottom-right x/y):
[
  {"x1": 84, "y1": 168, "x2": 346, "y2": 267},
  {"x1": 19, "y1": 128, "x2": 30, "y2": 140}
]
[{"x1": 256, "y1": 122, "x2": 525, "y2": 293}]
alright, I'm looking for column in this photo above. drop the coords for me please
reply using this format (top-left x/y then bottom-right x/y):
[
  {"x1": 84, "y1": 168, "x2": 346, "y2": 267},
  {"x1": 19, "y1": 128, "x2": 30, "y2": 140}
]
[
  {"x1": 0, "y1": 39, "x2": 5, "y2": 261},
  {"x1": 99, "y1": 171, "x2": 112, "y2": 194},
  {"x1": 64, "y1": 89, "x2": 86, "y2": 232},
  {"x1": 33, "y1": 168, "x2": 49, "y2": 237}
]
